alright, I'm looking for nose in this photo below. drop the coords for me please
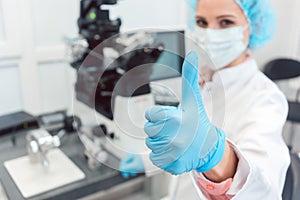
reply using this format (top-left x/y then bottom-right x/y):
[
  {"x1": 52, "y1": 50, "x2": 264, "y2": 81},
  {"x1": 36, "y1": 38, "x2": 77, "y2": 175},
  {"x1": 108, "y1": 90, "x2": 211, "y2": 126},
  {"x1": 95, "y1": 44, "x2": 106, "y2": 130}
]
[{"x1": 206, "y1": 23, "x2": 221, "y2": 30}]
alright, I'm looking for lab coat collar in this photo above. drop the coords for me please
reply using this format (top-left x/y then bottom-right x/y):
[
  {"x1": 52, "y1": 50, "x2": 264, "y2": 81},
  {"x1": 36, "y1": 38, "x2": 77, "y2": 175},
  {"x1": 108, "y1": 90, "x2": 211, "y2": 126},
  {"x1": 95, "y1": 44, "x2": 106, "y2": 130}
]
[{"x1": 211, "y1": 58, "x2": 259, "y2": 89}]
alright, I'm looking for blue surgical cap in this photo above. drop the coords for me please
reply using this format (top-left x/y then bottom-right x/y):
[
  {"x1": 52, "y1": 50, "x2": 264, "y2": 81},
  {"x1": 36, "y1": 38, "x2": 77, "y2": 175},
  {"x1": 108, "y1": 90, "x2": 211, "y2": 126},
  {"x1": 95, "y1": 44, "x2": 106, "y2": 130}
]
[{"x1": 186, "y1": 0, "x2": 276, "y2": 50}]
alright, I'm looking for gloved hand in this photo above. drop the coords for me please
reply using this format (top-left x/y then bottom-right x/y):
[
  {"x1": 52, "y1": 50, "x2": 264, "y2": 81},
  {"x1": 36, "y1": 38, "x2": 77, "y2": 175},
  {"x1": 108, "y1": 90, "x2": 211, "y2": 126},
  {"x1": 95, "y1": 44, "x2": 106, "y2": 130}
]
[
  {"x1": 119, "y1": 154, "x2": 145, "y2": 179},
  {"x1": 144, "y1": 51, "x2": 226, "y2": 175}
]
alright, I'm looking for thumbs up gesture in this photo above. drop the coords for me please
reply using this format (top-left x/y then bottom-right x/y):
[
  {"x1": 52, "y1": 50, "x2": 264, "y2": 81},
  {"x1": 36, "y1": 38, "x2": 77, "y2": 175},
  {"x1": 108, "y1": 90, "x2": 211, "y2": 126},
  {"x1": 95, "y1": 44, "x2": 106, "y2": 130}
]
[{"x1": 144, "y1": 51, "x2": 226, "y2": 175}]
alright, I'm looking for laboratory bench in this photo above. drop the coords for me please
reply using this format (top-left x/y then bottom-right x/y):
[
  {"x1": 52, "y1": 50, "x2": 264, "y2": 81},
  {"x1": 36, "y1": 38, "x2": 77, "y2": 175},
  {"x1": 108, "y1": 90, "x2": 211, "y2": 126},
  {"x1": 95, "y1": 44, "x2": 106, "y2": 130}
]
[{"x1": 0, "y1": 131, "x2": 149, "y2": 200}]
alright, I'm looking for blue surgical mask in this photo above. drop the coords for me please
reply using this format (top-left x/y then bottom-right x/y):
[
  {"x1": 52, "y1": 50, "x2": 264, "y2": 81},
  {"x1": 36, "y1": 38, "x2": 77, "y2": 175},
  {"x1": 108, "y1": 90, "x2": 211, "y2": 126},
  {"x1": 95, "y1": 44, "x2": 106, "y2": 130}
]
[{"x1": 191, "y1": 26, "x2": 248, "y2": 70}]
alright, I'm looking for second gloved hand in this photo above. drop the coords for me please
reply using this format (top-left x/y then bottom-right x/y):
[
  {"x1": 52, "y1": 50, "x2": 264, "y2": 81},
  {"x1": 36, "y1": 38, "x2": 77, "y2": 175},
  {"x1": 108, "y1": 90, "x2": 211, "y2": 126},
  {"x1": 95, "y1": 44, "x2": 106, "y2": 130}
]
[
  {"x1": 144, "y1": 51, "x2": 226, "y2": 175},
  {"x1": 119, "y1": 154, "x2": 145, "y2": 179}
]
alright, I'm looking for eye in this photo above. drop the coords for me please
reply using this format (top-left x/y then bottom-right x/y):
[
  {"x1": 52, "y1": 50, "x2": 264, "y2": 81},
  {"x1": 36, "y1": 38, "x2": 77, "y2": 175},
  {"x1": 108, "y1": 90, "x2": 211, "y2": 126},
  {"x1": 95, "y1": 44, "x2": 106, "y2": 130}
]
[
  {"x1": 219, "y1": 19, "x2": 234, "y2": 28},
  {"x1": 196, "y1": 19, "x2": 208, "y2": 28}
]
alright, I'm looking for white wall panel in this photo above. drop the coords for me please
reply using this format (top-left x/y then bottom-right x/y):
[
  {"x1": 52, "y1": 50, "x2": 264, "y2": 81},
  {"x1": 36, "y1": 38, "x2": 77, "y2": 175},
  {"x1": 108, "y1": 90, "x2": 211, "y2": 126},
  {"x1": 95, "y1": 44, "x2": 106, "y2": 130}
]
[
  {"x1": 38, "y1": 62, "x2": 74, "y2": 113},
  {"x1": 32, "y1": 0, "x2": 79, "y2": 47},
  {"x1": 110, "y1": 0, "x2": 185, "y2": 31},
  {"x1": 0, "y1": 0, "x2": 22, "y2": 58},
  {"x1": 0, "y1": 65, "x2": 23, "y2": 115},
  {"x1": 0, "y1": 2, "x2": 5, "y2": 42},
  {"x1": 253, "y1": 0, "x2": 300, "y2": 68}
]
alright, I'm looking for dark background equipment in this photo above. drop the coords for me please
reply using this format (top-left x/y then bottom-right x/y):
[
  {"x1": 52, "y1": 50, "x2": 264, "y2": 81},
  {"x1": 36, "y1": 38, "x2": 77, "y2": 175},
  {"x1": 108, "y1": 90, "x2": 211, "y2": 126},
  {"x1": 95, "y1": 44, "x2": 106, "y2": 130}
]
[
  {"x1": 37, "y1": 110, "x2": 82, "y2": 134},
  {"x1": 78, "y1": 0, "x2": 121, "y2": 48},
  {"x1": 70, "y1": 1, "x2": 185, "y2": 121},
  {"x1": 0, "y1": 111, "x2": 39, "y2": 137},
  {"x1": 72, "y1": 0, "x2": 122, "y2": 69}
]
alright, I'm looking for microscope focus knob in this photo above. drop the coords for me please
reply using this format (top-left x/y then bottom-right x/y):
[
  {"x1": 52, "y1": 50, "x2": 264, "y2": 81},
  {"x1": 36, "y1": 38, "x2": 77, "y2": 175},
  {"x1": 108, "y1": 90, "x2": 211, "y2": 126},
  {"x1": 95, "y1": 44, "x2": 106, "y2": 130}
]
[{"x1": 109, "y1": 132, "x2": 115, "y2": 140}]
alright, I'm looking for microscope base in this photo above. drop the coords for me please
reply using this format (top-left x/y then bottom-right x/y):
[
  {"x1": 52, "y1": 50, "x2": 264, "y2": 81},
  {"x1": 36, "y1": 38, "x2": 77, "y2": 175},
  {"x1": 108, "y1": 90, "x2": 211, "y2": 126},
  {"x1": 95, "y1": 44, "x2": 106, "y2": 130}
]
[{"x1": 4, "y1": 149, "x2": 85, "y2": 198}]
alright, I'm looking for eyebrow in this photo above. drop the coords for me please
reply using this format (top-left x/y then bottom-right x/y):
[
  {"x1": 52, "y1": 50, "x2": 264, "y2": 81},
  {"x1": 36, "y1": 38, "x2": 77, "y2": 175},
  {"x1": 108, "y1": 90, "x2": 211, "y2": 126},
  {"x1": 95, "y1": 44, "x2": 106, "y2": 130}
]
[
  {"x1": 216, "y1": 15, "x2": 236, "y2": 19},
  {"x1": 196, "y1": 16, "x2": 204, "y2": 19},
  {"x1": 196, "y1": 15, "x2": 237, "y2": 19}
]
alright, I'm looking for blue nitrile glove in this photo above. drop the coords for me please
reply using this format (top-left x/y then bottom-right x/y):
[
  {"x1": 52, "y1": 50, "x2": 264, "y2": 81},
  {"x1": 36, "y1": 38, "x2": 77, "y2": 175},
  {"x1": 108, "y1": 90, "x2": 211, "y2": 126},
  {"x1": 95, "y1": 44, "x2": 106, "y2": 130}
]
[
  {"x1": 119, "y1": 154, "x2": 145, "y2": 179},
  {"x1": 144, "y1": 51, "x2": 226, "y2": 175}
]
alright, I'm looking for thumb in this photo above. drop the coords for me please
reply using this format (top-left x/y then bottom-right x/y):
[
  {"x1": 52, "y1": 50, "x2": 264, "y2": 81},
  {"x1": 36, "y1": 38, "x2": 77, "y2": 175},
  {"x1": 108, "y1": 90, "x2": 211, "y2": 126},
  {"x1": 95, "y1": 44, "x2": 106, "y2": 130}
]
[{"x1": 181, "y1": 51, "x2": 204, "y2": 111}]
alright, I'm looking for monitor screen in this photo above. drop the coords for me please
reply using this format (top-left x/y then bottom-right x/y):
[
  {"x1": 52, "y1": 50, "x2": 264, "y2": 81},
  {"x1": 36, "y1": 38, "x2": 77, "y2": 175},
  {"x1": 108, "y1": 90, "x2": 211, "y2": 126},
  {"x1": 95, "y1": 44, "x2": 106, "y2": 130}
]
[{"x1": 150, "y1": 30, "x2": 185, "y2": 81}]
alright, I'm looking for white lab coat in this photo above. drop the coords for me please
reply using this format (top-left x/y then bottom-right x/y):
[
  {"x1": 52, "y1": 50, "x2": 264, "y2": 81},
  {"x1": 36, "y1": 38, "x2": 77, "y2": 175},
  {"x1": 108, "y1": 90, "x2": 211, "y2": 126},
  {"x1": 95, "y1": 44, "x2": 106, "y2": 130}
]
[{"x1": 143, "y1": 58, "x2": 290, "y2": 199}]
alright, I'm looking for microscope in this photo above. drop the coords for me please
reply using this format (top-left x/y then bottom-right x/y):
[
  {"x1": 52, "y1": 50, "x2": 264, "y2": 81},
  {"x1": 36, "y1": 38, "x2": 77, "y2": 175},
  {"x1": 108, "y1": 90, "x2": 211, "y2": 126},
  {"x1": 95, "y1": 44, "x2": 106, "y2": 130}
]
[{"x1": 67, "y1": 0, "x2": 184, "y2": 164}]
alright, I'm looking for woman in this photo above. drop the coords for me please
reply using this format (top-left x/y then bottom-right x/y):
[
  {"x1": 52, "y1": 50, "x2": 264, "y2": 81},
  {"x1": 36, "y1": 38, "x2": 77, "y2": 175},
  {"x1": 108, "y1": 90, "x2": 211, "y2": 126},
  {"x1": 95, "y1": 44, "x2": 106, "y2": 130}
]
[{"x1": 121, "y1": 0, "x2": 290, "y2": 199}]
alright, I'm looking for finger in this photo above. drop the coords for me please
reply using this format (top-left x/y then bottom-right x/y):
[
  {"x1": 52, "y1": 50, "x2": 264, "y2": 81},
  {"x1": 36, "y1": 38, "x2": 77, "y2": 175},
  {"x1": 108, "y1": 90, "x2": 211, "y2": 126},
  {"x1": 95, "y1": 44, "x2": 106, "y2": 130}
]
[
  {"x1": 181, "y1": 51, "x2": 204, "y2": 111},
  {"x1": 144, "y1": 108, "x2": 182, "y2": 139},
  {"x1": 144, "y1": 121, "x2": 167, "y2": 138},
  {"x1": 145, "y1": 106, "x2": 176, "y2": 123},
  {"x1": 146, "y1": 137, "x2": 171, "y2": 153},
  {"x1": 149, "y1": 148, "x2": 178, "y2": 169},
  {"x1": 163, "y1": 158, "x2": 186, "y2": 175}
]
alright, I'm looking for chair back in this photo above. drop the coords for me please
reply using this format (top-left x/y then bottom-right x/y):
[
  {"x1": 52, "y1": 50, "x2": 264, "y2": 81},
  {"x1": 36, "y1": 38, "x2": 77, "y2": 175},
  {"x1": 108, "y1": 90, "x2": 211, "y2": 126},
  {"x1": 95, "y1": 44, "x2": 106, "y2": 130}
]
[{"x1": 264, "y1": 59, "x2": 300, "y2": 80}]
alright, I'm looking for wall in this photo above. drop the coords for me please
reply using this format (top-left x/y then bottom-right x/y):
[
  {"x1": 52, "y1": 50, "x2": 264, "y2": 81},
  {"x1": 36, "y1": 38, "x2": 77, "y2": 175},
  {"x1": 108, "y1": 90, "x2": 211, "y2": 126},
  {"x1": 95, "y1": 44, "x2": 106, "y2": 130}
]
[{"x1": 253, "y1": 0, "x2": 300, "y2": 68}]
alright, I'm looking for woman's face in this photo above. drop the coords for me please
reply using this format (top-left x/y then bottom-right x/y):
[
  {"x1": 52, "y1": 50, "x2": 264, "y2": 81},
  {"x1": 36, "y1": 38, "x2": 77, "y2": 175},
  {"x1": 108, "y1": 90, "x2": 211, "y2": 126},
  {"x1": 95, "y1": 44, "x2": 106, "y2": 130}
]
[{"x1": 196, "y1": 0, "x2": 250, "y2": 45}]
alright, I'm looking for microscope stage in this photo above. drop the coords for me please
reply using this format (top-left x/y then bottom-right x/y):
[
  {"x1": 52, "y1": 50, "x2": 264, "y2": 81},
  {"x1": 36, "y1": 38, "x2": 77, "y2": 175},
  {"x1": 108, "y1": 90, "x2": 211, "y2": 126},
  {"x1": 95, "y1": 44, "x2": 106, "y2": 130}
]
[{"x1": 4, "y1": 149, "x2": 85, "y2": 198}]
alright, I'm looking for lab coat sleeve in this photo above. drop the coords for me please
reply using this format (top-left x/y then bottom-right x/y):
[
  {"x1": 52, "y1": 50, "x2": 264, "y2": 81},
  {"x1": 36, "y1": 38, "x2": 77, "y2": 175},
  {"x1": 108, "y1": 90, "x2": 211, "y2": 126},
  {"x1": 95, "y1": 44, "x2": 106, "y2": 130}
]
[
  {"x1": 191, "y1": 140, "x2": 249, "y2": 199},
  {"x1": 192, "y1": 87, "x2": 290, "y2": 199}
]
